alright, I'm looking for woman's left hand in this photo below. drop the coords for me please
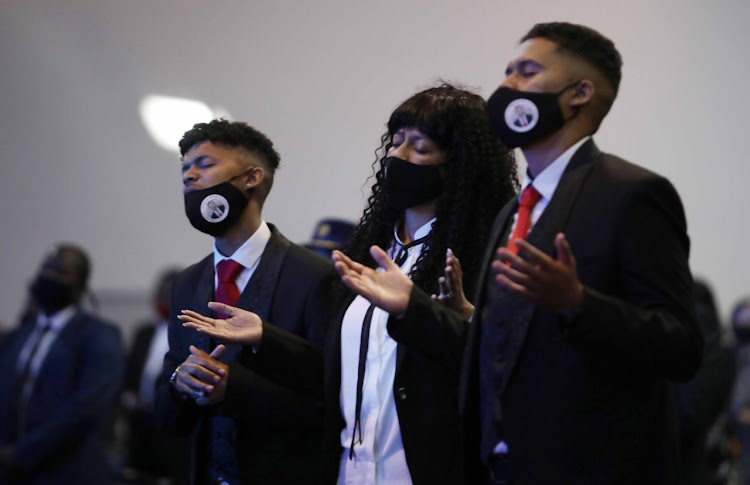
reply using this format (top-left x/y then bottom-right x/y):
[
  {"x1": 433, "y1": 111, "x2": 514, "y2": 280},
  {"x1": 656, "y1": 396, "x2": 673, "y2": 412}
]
[{"x1": 432, "y1": 248, "x2": 474, "y2": 321}]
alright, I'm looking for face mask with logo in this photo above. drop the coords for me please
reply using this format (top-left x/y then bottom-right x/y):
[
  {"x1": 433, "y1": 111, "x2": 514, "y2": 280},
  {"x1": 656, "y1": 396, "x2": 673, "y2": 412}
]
[
  {"x1": 30, "y1": 275, "x2": 75, "y2": 314},
  {"x1": 383, "y1": 156, "x2": 444, "y2": 210},
  {"x1": 184, "y1": 170, "x2": 251, "y2": 237},
  {"x1": 486, "y1": 81, "x2": 580, "y2": 149}
]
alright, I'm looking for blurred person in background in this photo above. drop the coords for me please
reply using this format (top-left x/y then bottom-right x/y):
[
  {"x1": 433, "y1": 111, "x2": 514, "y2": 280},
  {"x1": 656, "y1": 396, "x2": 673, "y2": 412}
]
[
  {"x1": 0, "y1": 243, "x2": 125, "y2": 484},
  {"x1": 302, "y1": 218, "x2": 356, "y2": 259},
  {"x1": 121, "y1": 268, "x2": 188, "y2": 484},
  {"x1": 729, "y1": 298, "x2": 750, "y2": 485},
  {"x1": 674, "y1": 279, "x2": 736, "y2": 485}
]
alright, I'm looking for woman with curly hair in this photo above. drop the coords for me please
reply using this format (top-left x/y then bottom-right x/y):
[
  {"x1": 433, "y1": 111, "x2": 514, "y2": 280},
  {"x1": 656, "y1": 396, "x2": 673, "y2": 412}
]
[{"x1": 180, "y1": 83, "x2": 518, "y2": 484}]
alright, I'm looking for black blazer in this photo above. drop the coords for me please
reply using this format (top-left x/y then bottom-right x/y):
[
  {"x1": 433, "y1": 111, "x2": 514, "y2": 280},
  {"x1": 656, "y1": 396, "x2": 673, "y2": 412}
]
[
  {"x1": 390, "y1": 140, "x2": 703, "y2": 484},
  {"x1": 0, "y1": 310, "x2": 124, "y2": 484},
  {"x1": 155, "y1": 225, "x2": 335, "y2": 485},
  {"x1": 251, "y1": 287, "x2": 468, "y2": 484}
]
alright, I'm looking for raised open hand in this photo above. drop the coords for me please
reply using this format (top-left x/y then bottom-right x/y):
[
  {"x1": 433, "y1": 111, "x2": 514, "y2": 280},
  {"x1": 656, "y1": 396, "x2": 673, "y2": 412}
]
[
  {"x1": 491, "y1": 233, "x2": 584, "y2": 314},
  {"x1": 178, "y1": 301, "x2": 263, "y2": 345},
  {"x1": 431, "y1": 248, "x2": 475, "y2": 320},
  {"x1": 332, "y1": 246, "x2": 413, "y2": 316}
]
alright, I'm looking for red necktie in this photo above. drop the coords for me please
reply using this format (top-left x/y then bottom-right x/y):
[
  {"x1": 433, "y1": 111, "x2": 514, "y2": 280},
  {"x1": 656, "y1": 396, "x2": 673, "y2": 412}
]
[
  {"x1": 508, "y1": 185, "x2": 542, "y2": 255},
  {"x1": 215, "y1": 259, "x2": 244, "y2": 319}
]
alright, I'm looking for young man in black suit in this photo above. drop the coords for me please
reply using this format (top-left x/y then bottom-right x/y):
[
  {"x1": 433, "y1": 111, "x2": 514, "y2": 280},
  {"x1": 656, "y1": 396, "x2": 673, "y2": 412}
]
[
  {"x1": 333, "y1": 22, "x2": 702, "y2": 484},
  {"x1": 155, "y1": 119, "x2": 334, "y2": 484},
  {"x1": 0, "y1": 244, "x2": 125, "y2": 483}
]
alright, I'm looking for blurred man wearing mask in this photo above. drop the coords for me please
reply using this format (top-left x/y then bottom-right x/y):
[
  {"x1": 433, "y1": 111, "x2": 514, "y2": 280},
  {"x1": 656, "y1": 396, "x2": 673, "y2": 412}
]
[
  {"x1": 122, "y1": 268, "x2": 188, "y2": 484},
  {"x1": 0, "y1": 243, "x2": 124, "y2": 483},
  {"x1": 729, "y1": 299, "x2": 750, "y2": 485}
]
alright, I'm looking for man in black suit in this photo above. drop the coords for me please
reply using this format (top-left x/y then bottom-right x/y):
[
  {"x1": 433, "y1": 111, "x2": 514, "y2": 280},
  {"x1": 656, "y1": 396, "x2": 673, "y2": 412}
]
[
  {"x1": 155, "y1": 119, "x2": 333, "y2": 485},
  {"x1": 0, "y1": 244, "x2": 125, "y2": 484},
  {"x1": 333, "y1": 22, "x2": 702, "y2": 484}
]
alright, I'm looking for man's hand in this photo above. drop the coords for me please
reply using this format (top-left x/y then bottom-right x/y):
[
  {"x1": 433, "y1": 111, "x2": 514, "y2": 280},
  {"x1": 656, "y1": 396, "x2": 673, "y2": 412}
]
[
  {"x1": 172, "y1": 344, "x2": 226, "y2": 402},
  {"x1": 189, "y1": 346, "x2": 229, "y2": 406},
  {"x1": 332, "y1": 247, "x2": 413, "y2": 316},
  {"x1": 179, "y1": 302, "x2": 263, "y2": 345},
  {"x1": 491, "y1": 233, "x2": 584, "y2": 314}
]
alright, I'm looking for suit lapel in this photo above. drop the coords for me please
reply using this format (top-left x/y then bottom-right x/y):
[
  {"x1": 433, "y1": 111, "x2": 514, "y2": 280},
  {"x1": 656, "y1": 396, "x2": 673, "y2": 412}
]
[
  {"x1": 497, "y1": 140, "x2": 598, "y2": 396},
  {"x1": 215, "y1": 226, "x2": 291, "y2": 364},
  {"x1": 234, "y1": 226, "x2": 290, "y2": 323},
  {"x1": 459, "y1": 196, "x2": 517, "y2": 413},
  {"x1": 192, "y1": 256, "x2": 215, "y2": 352},
  {"x1": 35, "y1": 311, "x2": 86, "y2": 384},
  {"x1": 472, "y1": 200, "x2": 518, "y2": 313},
  {"x1": 326, "y1": 293, "x2": 355, "y2": 409}
]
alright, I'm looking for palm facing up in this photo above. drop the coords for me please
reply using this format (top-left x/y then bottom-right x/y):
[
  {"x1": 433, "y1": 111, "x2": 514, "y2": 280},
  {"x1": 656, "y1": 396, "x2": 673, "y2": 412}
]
[
  {"x1": 179, "y1": 301, "x2": 263, "y2": 345},
  {"x1": 332, "y1": 246, "x2": 413, "y2": 316}
]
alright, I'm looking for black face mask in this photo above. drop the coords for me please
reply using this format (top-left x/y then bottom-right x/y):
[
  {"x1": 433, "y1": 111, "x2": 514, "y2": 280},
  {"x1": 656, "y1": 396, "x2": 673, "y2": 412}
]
[
  {"x1": 383, "y1": 156, "x2": 444, "y2": 210},
  {"x1": 486, "y1": 82, "x2": 580, "y2": 149},
  {"x1": 184, "y1": 171, "x2": 250, "y2": 237},
  {"x1": 30, "y1": 275, "x2": 75, "y2": 313}
]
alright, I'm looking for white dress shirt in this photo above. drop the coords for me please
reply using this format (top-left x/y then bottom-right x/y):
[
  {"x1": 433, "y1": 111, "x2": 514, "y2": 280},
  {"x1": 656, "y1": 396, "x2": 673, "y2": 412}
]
[
  {"x1": 338, "y1": 218, "x2": 435, "y2": 485},
  {"x1": 212, "y1": 220, "x2": 271, "y2": 293},
  {"x1": 509, "y1": 136, "x2": 591, "y2": 236},
  {"x1": 138, "y1": 320, "x2": 170, "y2": 408},
  {"x1": 16, "y1": 305, "x2": 76, "y2": 407}
]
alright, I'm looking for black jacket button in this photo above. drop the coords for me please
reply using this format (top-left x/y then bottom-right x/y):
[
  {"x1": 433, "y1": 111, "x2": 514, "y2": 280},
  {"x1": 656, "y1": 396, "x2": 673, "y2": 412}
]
[{"x1": 396, "y1": 387, "x2": 407, "y2": 400}]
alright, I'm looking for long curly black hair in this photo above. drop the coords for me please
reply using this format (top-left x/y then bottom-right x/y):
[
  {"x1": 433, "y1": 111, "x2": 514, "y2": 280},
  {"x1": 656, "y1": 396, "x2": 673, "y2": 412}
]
[{"x1": 344, "y1": 83, "x2": 519, "y2": 298}]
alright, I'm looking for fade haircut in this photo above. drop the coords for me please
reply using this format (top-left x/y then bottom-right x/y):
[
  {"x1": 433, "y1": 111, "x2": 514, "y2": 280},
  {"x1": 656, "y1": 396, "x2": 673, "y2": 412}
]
[
  {"x1": 179, "y1": 118, "x2": 280, "y2": 174},
  {"x1": 522, "y1": 22, "x2": 622, "y2": 95}
]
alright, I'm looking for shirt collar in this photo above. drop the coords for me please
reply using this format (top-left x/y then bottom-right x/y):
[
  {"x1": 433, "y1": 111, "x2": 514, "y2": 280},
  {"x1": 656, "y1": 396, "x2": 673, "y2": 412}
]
[
  {"x1": 521, "y1": 136, "x2": 591, "y2": 201},
  {"x1": 213, "y1": 220, "x2": 271, "y2": 270},
  {"x1": 393, "y1": 217, "x2": 436, "y2": 246},
  {"x1": 37, "y1": 305, "x2": 76, "y2": 332}
]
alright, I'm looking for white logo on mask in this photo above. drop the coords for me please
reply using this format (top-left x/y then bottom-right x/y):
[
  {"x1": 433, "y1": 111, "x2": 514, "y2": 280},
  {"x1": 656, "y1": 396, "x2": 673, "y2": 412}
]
[
  {"x1": 505, "y1": 98, "x2": 539, "y2": 133},
  {"x1": 200, "y1": 194, "x2": 230, "y2": 223}
]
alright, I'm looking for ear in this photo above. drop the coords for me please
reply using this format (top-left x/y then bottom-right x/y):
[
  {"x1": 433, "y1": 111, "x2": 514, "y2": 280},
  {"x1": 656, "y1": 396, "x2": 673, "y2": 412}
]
[
  {"x1": 569, "y1": 79, "x2": 595, "y2": 108},
  {"x1": 244, "y1": 166, "x2": 265, "y2": 190}
]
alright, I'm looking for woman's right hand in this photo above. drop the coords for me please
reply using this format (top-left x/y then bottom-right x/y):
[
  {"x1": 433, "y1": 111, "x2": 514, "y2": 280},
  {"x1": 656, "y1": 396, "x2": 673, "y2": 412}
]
[
  {"x1": 178, "y1": 301, "x2": 263, "y2": 345},
  {"x1": 432, "y1": 248, "x2": 474, "y2": 321}
]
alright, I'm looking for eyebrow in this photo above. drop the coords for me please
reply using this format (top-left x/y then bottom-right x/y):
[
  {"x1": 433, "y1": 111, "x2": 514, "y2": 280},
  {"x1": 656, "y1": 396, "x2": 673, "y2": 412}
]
[
  {"x1": 394, "y1": 129, "x2": 426, "y2": 142},
  {"x1": 505, "y1": 59, "x2": 543, "y2": 76},
  {"x1": 181, "y1": 154, "x2": 210, "y2": 170}
]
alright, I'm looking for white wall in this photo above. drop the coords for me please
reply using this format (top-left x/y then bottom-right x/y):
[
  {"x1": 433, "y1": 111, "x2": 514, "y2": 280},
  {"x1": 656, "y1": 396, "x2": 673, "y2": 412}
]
[{"x1": 1, "y1": 0, "x2": 748, "y2": 328}]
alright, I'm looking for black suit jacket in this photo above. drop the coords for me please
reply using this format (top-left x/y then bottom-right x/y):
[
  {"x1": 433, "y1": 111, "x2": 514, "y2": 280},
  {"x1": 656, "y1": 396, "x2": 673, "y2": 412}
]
[
  {"x1": 390, "y1": 140, "x2": 702, "y2": 484},
  {"x1": 155, "y1": 225, "x2": 335, "y2": 485},
  {"x1": 0, "y1": 310, "x2": 124, "y2": 484},
  {"x1": 250, "y1": 285, "x2": 467, "y2": 484}
]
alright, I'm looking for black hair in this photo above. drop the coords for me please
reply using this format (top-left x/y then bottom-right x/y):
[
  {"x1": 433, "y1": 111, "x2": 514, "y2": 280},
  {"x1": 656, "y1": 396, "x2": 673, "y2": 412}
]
[
  {"x1": 56, "y1": 243, "x2": 91, "y2": 291},
  {"x1": 522, "y1": 22, "x2": 622, "y2": 96},
  {"x1": 179, "y1": 118, "x2": 280, "y2": 173},
  {"x1": 344, "y1": 83, "x2": 519, "y2": 298}
]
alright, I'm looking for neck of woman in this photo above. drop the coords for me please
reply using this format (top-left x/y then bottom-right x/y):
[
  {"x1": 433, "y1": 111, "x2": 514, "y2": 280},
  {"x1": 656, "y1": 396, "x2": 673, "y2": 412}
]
[{"x1": 399, "y1": 200, "x2": 436, "y2": 244}]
